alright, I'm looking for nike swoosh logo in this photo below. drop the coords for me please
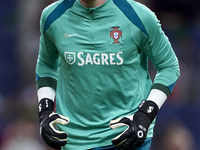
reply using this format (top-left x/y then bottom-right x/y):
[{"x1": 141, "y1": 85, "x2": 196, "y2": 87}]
[{"x1": 64, "y1": 33, "x2": 78, "y2": 38}]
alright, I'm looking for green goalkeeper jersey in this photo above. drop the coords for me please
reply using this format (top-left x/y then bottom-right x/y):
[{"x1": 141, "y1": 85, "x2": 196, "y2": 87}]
[{"x1": 36, "y1": 0, "x2": 180, "y2": 149}]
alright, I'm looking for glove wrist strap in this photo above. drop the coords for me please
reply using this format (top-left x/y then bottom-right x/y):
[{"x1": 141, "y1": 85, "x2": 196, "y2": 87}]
[
  {"x1": 38, "y1": 98, "x2": 54, "y2": 117},
  {"x1": 138, "y1": 100, "x2": 159, "y2": 122}
]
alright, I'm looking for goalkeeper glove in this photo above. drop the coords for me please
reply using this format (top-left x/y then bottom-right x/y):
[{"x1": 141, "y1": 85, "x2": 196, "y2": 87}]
[
  {"x1": 38, "y1": 98, "x2": 69, "y2": 150},
  {"x1": 109, "y1": 100, "x2": 158, "y2": 150}
]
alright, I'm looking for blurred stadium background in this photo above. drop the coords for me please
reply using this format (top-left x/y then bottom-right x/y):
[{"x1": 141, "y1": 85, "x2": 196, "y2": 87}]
[{"x1": 0, "y1": 0, "x2": 200, "y2": 149}]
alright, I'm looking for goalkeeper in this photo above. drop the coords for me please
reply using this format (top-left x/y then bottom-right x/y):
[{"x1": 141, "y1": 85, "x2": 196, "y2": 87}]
[{"x1": 36, "y1": 0, "x2": 180, "y2": 150}]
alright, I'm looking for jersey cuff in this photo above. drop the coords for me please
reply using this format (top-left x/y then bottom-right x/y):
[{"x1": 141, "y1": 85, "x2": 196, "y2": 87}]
[
  {"x1": 151, "y1": 83, "x2": 170, "y2": 97},
  {"x1": 36, "y1": 77, "x2": 57, "y2": 91},
  {"x1": 147, "y1": 89, "x2": 167, "y2": 109},
  {"x1": 37, "y1": 87, "x2": 56, "y2": 102}
]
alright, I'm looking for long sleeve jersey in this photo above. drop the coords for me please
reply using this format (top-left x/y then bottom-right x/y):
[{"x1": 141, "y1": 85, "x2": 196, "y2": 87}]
[{"x1": 36, "y1": 0, "x2": 180, "y2": 149}]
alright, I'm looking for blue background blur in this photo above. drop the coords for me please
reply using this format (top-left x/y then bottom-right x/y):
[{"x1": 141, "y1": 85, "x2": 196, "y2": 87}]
[{"x1": 0, "y1": 0, "x2": 200, "y2": 149}]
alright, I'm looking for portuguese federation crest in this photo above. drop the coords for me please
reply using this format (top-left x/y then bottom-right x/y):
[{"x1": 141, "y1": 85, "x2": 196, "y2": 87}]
[{"x1": 110, "y1": 27, "x2": 122, "y2": 44}]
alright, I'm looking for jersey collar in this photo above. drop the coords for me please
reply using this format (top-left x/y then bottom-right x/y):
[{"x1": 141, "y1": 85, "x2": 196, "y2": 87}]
[{"x1": 73, "y1": 0, "x2": 112, "y2": 17}]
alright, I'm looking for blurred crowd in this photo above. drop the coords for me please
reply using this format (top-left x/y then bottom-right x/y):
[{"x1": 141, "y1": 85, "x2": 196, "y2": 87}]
[{"x1": 0, "y1": 0, "x2": 200, "y2": 149}]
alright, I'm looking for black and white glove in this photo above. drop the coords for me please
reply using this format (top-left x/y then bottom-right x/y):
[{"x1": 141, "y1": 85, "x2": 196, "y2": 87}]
[
  {"x1": 38, "y1": 98, "x2": 69, "y2": 150},
  {"x1": 109, "y1": 100, "x2": 159, "y2": 150}
]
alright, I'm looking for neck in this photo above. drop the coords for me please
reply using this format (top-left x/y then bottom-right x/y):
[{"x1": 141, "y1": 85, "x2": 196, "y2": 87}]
[{"x1": 80, "y1": 0, "x2": 106, "y2": 8}]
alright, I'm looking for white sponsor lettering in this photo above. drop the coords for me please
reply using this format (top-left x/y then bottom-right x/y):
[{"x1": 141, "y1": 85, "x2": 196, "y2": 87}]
[
  {"x1": 116, "y1": 52, "x2": 123, "y2": 65},
  {"x1": 93, "y1": 53, "x2": 100, "y2": 65},
  {"x1": 85, "y1": 53, "x2": 93, "y2": 65},
  {"x1": 77, "y1": 52, "x2": 84, "y2": 66},
  {"x1": 110, "y1": 53, "x2": 115, "y2": 65},
  {"x1": 101, "y1": 53, "x2": 109, "y2": 65},
  {"x1": 67, "y1": 52, "x2": 123, "y2": 66}
]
